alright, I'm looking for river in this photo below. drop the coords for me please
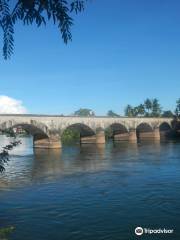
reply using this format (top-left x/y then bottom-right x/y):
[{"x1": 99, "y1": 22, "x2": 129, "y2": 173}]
[{"x1": 0, "y1": 136, "x2": 180, "y2": 239}]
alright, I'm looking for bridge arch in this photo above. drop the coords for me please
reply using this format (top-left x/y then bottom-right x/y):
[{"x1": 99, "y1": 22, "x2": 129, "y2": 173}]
[
  {"x1": 171, "y1": 120, "x2": 180, "y2": 138},
  {"x1": 136, "y1": 122, "x2": 154, "y2": 140},
  {"x1": 106, "y1": 123, "x2": 129, "y2": 141},
  {"x1": 0, "y1": 120, "x2": 49, "y2": 138},
  {"x1": 61, "y1": 123, "x2": 96, "y2": 144},
  {"x1": 62, "y1": 123, "x2": 95, "y2": 137},
  {"x1": 159, "y1": 122, "x2": 172, "y2": 139},
  {"x1": 159, "y1": 122, "x2": 171, "y2": 131},
  {"x1": 0, "y1": 120, "x2": 61, "y2": 148}
]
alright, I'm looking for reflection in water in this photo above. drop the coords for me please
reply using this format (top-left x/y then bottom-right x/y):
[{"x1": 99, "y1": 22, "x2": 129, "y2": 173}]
[
  {"x1": 32, "y1": 148, "x2": 63, "y2": 182},
  {"x1": 0, "y1": 136, "x2": 170, "y2": 189},
  {"x1": 1, "y1": 136, "x2": 180, "y2": 240},
  {"x1": 33, "y1": 144, "x2": 108, "y2": 182}
]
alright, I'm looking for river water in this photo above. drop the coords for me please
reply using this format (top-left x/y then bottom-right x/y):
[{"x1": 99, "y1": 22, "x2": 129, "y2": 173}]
[{"x1": 0, "y1": 136, "x2": 180, "y2": 240}]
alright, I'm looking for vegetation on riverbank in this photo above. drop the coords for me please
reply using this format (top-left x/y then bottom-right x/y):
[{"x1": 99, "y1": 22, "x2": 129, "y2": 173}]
[
  {"x1": 125, "y1": 98, "x2": 180, "y2": 118},
  {"x1": 124, "y1": 98, "x2": 161, "y2": 117},
  {"x1": 73, "y1": 99, "x2": 180, "y2": 118},
  {"x1": 124, "y1": 98, "x2": 180, "y2": 117},
  {"x1": 61, "y1": 128, "x2": 114, "y2": 144},
  {"x1": 0, "y1": 226, "x2": 15, "y2": 240},
  {"x1": 61, "y1": 129, "x2": 80, "y2": 144}
]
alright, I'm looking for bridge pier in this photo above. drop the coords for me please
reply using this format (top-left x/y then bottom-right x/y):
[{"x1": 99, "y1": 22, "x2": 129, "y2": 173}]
[
  {"x1": 96, "y1": 130, "x2": 106, "y2": 144},
  {"x1": 80, "y1": 130, "x2": 105, "y2": 144},
  {"x1": 153, "y1": 127, "x2": 160, "y2": 140},
  {"x1": 114, "y1": 133, "x2": 129, "y2": 141},
  {"x1": 80, "y1": 135, "x2": 96, "y2": 144},
  {"x1": 160, "y1": 130, "x2": 172, "y2": 139},
  {"x1": 33, "y1": 134, "x2": 62, "y2": 149},
  {"x1": 129, "y1": 129, "x2": 137, "y2": 142},
  {"x1": 137, "y1": 128, "x2": 160, "y2": 141}
]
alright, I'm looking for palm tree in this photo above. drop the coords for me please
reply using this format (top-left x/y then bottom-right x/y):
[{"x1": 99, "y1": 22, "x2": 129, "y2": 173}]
[
  {"x1": 144, "y1": 98, "x2": 152, "y2": 116},
  {"x1": 124, "y1": 105, "x2": 133, "y2": 117},
  {"x1": 175, "y1": 98, "x2": 180, "y2": 117},
  {"x1": 137, "y1": 104, "x2": 145, "y2": 116},
  {"x1": 152, "y1": 98, "x2": 162, "y2": 117},
  {"x1": 133, "y1": 106, "x2": 139, "y2": 117}
]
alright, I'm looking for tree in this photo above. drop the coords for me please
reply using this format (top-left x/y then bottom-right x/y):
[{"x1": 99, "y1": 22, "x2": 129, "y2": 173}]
[
  {"x1": 124, "y1": 99, "x2": 163, "y2": 117},
  {"x1": 132, "y1": 106, "x2": 139, "y2": 117},
  {"x1": 107, "y1": 110, "x2": 119, "y2": 117},
  {"x1": 74, "y1": 108, "x2": 95, "y2": 117},
  {"x1": 175, "y1": 98, "x2": 180, "y2": 117},
  {"x1": 162, "y1": 110, "x2": 174, "y2": 118},
  {"x1": 124, "y1": 105, "x2": 134, "y2": 117},
  {"x1": 144, "y1": 98, "x2": 152, "y2": 116},
  {"x1": 125, "y1": 105, "x2": 142, "y2": 117},
  {"x1": 0, "y1": 0, "x2": 87, "y2": 59},
  {"x1": 151, "y1": 98, "x2": 162, "y2": 117},
  {"x1": 61, "y1": 128, "x2": 80, "y2": 144},
  {"x1": 137, "y1": 104, "x2": 145, "y2": 116}
]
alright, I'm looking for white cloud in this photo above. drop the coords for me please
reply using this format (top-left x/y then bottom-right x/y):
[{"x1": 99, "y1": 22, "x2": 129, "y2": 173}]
[{"x1": 0, "y1": 95, "x2": 27, "y2": 114}]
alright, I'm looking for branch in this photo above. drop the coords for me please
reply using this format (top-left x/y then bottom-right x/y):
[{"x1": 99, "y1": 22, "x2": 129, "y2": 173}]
[
  {"x1": 0, "y1": 0, "x2": 88, "y2": 59},
  {"x1": 0, "y1": 134, "x2": 21, "y2": 172}
]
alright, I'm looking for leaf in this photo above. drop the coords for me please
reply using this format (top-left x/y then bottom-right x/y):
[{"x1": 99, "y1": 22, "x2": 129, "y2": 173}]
[
  {"x1": 0, "y1": 0, "x2": 87, "y2": 59},
  {"x1": 0, "y1": 226, "x2": 15, "y2": 238}
]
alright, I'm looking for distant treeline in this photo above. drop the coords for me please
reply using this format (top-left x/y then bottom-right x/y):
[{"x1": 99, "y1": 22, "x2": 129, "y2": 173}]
[
  {"x1": 67, "y1": 98, "x2": 180, "y2": 118},
  {"x1": 124, "y1": 98, "x2": 174, "y2": 118}
]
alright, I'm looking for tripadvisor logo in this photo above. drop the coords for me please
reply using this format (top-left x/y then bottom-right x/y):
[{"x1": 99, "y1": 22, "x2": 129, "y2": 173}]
[
  {"x1": 135, "y1": 227, "x2": 143, "y2": 236},
  {"x1": 135, "y1": 227, "x2": 174, "y2": 236}
]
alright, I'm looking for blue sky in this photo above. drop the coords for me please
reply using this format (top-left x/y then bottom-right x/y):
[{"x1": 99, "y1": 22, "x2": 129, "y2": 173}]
[{"x1": 1, "y1": 0, "x2": 180, "y2": 115}]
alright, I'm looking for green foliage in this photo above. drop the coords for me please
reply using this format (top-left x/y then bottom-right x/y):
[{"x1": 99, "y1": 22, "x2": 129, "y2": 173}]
[
  {"x1": 2, "y1": 128, "x2": 16, "y2": 137},
  {"x1": 74, "y1": 108, "x2": 95, "y2": 117},
  {"x1": 125, "y1": 104, "x2": 145, "y2": 117},
  {"x1": 0, "y1": 226, "x2": 15, "y2": 239},
  {"x1": 137, "y1": 104, "x2": 145, "y2": 116},
  {"x1": 0, "y1": 0, "x2": 87, "y2": 59},
  {"x1": 61, "y1": 128, "x2": 80, "y2": 144},
  {"x1": 162, "y1": 110, "x2": 174, "y2": 118},
  {"x1": 105, "y1": 127, "x2": 113, "y2": 139},
  {"x1": 124, "y1": 104, "x2": 134, "y2": 117},
  {"x1": 124, "y1": 98, "x2": 162, "y2": 117},
  {"x1": 175, "y1": 98, "x2": 180, "y2": 117},
  {"x1": 151, "y1": 98, "x2": 162, "y2": 117},
  {"x1": 124, "y1": 98, "x2": 180, "y2": 118},
  {"x1": 0, "y1": 130, "x2": 21, "y2": 172},
  {"x1": 107, "y1": 110, "x2": 119, "y2": 117},
  {"x1": 144, "y1": 98, "x2": 152, "y2": 114}
]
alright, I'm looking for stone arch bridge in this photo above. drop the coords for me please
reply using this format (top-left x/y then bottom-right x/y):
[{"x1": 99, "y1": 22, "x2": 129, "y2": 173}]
[{"x1": 0, "y1": 115, "x2": 177, "y2": 149}]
